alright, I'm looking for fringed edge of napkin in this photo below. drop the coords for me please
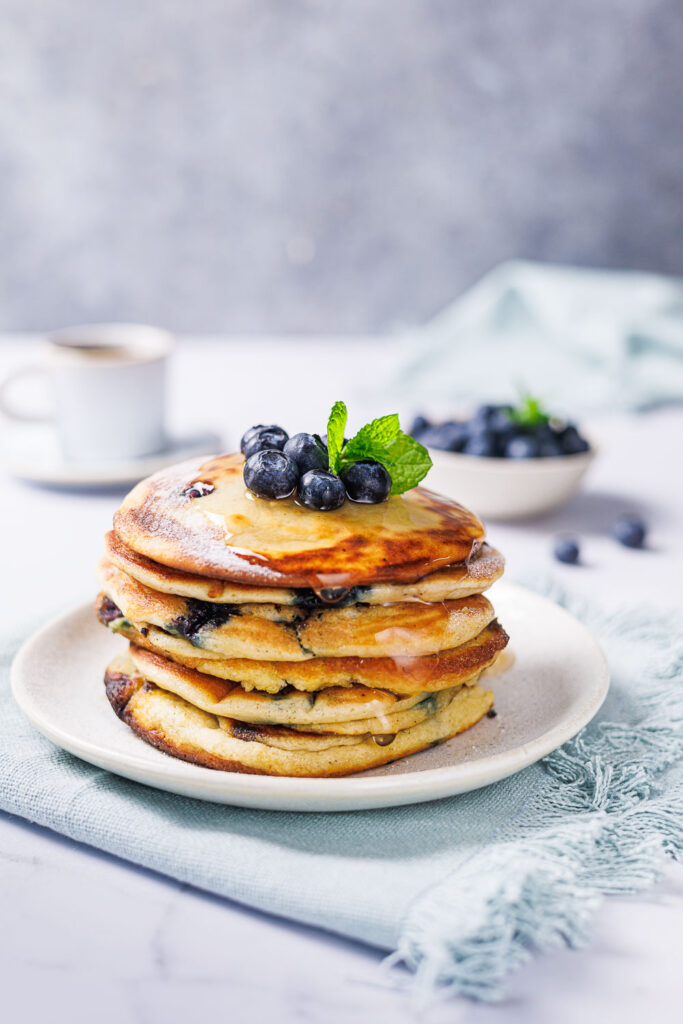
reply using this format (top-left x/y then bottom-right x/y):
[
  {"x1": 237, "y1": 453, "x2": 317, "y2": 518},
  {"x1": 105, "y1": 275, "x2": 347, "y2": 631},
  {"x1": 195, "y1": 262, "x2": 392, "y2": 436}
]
[{"x1": 387, "y1": 581, "x2": 683, "y2": 1003}]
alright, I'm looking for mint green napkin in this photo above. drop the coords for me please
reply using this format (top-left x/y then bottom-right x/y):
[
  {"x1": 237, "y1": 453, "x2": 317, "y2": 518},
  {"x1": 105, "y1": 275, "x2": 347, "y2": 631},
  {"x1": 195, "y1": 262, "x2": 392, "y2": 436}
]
[
  {"x1": 1, "y1": 583, "x2": 681, "y2": 1002},
  {"x1": 395, "y1": 261, "x2": 683, "y2": 413}
]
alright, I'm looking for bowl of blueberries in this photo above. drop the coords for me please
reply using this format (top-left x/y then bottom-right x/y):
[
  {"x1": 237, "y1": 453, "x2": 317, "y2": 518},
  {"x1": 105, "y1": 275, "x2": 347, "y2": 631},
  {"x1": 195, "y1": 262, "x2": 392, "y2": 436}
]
[{"x1": 411, "y1": 396, "x2": 594, "y2": 520}]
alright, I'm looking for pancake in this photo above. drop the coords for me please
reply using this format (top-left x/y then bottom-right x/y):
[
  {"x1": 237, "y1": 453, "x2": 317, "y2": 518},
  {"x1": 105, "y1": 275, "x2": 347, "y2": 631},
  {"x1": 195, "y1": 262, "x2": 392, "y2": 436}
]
[
  {"x1": 113, "y1": 453, "x2": 485, "y2": 589},
  {"x1": 101, "y1": 600, "x2": 508, "y2": 694},
  {"x1": 104, "y1": 530, "x2": 505, "y2": 607},
  {"x1": 96, "y1": 561, "x2": 496, "y2": 661},
  {"x1": 128, "y1": 642, "x2": 468, "y2": 733},
  {"x1": 105, "y1": 656, "x2": 494, "y2": 777}
]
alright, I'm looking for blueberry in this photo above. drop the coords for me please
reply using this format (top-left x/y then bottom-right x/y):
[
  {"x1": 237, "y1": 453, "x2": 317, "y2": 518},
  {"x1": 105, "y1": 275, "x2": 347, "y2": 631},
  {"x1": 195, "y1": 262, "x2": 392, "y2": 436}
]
[
  {"x1": 487, "y1": 407, "x2": 514, "y2": 435},
  {"x1": 505, "y1": 435, "x2": 540, "y2": 458},
  {"x1": 473, "y1": 403, "x2": 502, "y2": 423},
  {"x1": 283, "y1": 432, "x2": 328, "y2": 474},
  {"x1": 340, "y1": 460, "x2": 392, "y2": 503},
  {"x1": 418, "y1": 426, "x2": 450, "y2": 451},
  {"x1": 241, "y1": 425, "x2": 289, "y2": 458},
  {"x1": 553, "y1": 536, "x2": 580, "y2": 564},
  {"x1": 611, "y1": 514, "x2": 647, "y2": 549},
  {"x1": 240, "y1": 424, "x2": 264, "y2": 452},
  {"x1": 298, "y1": 469, "x2": 346, "y2": 511},
  {"x1": 243, "y1": 449, "x2": 298, "y2": 499},
  {"x1": 463, "y1": 431, "x2": 497, "y2": 457},
  {"x1": 436, "y1": 421, "x2": 469, "y2": 452},
  {"x1": 560, "y1": 425, "x2": 590, "y2": 455},
  {"x1": 535, "y1": 425, "x2": 563, "y2": 458},
  {"x1": 539, "y1": 438, "x2": 563, "y2": 457},
  {"x1": 409, "y1": 414, "x2": 430, "y2": 438}
]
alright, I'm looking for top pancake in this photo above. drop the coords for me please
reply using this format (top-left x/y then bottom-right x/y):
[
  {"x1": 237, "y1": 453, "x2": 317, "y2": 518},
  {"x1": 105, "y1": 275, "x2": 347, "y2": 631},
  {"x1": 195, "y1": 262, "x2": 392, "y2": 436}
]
[{"x1": 113, "y1": 453, "x2": 485, "y2": 589}]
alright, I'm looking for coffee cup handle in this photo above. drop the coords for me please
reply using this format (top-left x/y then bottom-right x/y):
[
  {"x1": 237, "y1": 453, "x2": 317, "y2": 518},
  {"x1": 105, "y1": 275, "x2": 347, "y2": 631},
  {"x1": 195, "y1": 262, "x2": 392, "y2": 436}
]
[{"x1": 0, "y1": 366, "x2": 54, "y2": 422}]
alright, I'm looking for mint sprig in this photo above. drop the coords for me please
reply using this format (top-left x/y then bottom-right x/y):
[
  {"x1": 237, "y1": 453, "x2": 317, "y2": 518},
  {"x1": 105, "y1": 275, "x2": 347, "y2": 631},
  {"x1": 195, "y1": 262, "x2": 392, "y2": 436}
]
[
  {"x1": 509, "y1": 394, "x2": 550, "y2": 428},
  {"x1": 326, "y1": 400, "x2": 348, "y2": 474},
  {"x1": 326, "y1": 401, "x2": 432, "y2": 494}
]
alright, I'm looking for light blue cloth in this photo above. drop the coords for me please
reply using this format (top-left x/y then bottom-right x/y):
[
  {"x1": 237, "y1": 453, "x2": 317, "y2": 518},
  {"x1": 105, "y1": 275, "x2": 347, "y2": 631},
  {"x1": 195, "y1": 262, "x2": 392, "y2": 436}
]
[
  {"x1": 1, "y1": 583, "x2": 682, "y2": 1003},
  {"x1": 395, "y1": 261, "x2": 683, "y2": 413}
]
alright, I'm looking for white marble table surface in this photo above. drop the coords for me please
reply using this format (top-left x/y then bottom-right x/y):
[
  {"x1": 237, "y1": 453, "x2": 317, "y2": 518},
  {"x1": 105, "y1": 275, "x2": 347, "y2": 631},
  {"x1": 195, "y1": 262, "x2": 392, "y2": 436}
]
[{"x1": 1, "y1": 336, "x2": 682, "y2": 1024}]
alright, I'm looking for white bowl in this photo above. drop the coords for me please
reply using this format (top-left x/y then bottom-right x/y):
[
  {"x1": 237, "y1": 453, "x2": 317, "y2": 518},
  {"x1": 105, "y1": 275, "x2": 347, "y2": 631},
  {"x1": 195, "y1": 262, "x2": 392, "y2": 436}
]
[{"x1": 426, "y1": 446, "x2": 596, "y2": 520}]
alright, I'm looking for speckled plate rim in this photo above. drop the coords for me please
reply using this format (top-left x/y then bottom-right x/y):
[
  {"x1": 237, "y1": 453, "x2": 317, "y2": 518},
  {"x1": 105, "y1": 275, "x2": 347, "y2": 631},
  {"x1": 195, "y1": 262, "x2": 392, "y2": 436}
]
[{"x1": 11, "y1": 583, "x2": 609, "y2": 812}]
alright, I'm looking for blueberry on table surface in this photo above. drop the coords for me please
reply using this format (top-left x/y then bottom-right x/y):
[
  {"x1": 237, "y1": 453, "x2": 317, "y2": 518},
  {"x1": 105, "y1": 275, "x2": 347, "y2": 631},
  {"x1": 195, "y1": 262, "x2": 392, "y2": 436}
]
[
  {"x1": 463, "y1": 431, "x2": 497, "y2": 457},
  {"x1": 553, "y1": 537, "x2": 580, "y2": 564},
  {"x1": 505, "y1": 434, "x2": 541, "y2": 459},
  {"x1": 341, "y1": 460, "x2": 392, "y2": 503},
  {"x1": 611, "y1": 514, "x2": 647, "y2": 549},
  {"x1": 298, "y1": 469, "x2": 346, "y2": 510},
  {"x1": 243, "y1": 449, "x2": 299, "y2": 499},
  {"x1": 241, "y1": 425, "x2": 289, "y2": 458},
  {"x1": 283, "y1": 432, "x2": 329, "y2": 474}
]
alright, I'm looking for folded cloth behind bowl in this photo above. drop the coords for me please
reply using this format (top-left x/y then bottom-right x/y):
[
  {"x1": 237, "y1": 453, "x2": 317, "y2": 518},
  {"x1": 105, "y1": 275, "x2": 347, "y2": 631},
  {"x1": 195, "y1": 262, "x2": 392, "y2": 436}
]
[
  {"x1": 2, "y1": 581, "x2": 682, "y2": 1002},
  {"x1": 393, "y1": 260, "x2": 683, "y2": 413}
]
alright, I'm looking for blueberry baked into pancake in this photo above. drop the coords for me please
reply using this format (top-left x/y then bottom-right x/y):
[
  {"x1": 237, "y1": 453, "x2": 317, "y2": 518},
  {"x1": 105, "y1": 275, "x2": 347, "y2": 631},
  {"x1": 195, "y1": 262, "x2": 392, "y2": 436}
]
[{"x1": 95, "y1": 402, "x2": 509, "y2": 777}]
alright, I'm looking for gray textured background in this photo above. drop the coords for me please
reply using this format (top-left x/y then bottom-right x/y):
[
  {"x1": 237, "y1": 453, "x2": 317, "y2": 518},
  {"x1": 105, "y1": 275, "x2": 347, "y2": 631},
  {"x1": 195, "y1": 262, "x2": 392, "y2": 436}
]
[{"x1": 0, "y1": 0, "x2": 681, "y2": 333}]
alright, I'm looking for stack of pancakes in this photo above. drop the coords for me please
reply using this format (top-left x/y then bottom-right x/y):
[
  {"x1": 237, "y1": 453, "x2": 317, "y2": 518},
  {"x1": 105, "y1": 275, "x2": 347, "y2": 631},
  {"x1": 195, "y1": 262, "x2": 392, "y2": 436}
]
[{"x1": 95, "y1": 453, "x2": 508, "y2": 777}]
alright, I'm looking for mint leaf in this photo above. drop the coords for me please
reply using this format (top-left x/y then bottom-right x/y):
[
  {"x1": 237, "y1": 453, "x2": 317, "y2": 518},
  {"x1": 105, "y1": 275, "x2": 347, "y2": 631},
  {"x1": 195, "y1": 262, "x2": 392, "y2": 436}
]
[
  {"x1": 341, "y1": 414, "x2": 401, "y2": 464},
  {"x1": 510, "y1": 394, "x2": 549, "y2": 428},
  {"x1": 323, "y1": 403, "x2": 432, "y2": 495},
  {"x1": 326, "y1": 401, "x2": 347, "y2": 473},
  {"x1": 383, "y1": 434, "x2": 433, "y2": 494}
]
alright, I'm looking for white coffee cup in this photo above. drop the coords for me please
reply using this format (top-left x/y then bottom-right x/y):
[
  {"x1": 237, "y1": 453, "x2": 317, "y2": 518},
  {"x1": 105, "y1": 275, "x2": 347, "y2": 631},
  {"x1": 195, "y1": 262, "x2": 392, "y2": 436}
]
[{"x1": 0, "y1": 323, "x2": 172, "y2": 462}]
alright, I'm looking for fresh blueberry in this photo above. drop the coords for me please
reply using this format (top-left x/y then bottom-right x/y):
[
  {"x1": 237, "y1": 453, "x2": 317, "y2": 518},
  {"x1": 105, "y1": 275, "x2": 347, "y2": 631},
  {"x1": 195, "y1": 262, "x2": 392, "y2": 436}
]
[
  {"x1": 553, "y1": 536, "x2": 580, "y2": 564},
  {"x1": 487, "y1": 407, "x2": 514, "y2": 434},
  {"x1": 560, "y1": 425, "x2": 590, "y2": 455},
  {"x1": 283, "y1": 432, "x2": 328, "y2": 474},
  {"x1": 240, "y1": 424, "x2": 264, "y2": 452},
  {"x1": 341, "y1": 460, "x2": 392, "y2": 503},
  {"x1": 409, "y1": 415, "x2": 430, "y2": 438},
  {"x1": 534, "y1": 424, "x2": 563, "y2": 457},
  {"x1": 436, "y1": 421, "x2": 469, "y2": 452},
  {"x1": 463, "y1": 431, "x2": 497, "y2": 457},
  {"x1": 242, "y1": 425, "x2": 289, "y2": 458},
  {"x1": 473, "y1": 403, "x2": 502, "y2": 423},
  {"x1": 611, "y1": 514, "x2": 647, "y2": 549},
  {"x1": 243, "y1": 449, "x2": 298, "y2": 499},
  {"x1": 298, "y1": 469, "x2": 346, "y2": 511},
  {"x1": 505, "y1": 434, "x2": 540, "y2": 458},
  {"x1": 418, "y1": 426, "x2": 449, "y2": 451}
]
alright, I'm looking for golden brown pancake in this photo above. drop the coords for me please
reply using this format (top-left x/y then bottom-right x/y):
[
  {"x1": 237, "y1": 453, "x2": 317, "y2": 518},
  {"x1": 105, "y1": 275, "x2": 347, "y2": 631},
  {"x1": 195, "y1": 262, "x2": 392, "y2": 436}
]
[
  {"x1": 96, "y1": 561, "x2": 496, "y2": 661},
  {"x1": 105, "y1": 655, "x2": 494, "y2": 777},
  {"x1": 128, "y1": 642, "x2": 472, "y2": 733},
  {"x1": 113, "y1": 453, "x2": 485, "y2": 589},
  {"x1": 104, "y1": 530, "x2": 505, "y2": 607},
  {"x1": 98, "y1": 595, "x2": 508, "y2": 694}
]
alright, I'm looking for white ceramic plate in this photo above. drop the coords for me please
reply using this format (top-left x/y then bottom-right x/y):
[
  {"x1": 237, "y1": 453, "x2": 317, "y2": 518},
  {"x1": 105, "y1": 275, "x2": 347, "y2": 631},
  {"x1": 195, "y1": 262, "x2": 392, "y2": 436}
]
[
  {"x1": 11, "y1": 583, "x2": 608, "y2": 812},
  {"x1": 1, "y1": 427, "x2": 222, "y2": 488}
]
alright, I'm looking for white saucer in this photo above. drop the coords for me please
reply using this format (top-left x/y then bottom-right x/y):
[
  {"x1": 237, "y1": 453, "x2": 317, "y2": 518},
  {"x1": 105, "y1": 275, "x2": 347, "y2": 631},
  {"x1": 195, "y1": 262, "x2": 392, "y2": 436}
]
[
  {"x1": 0, "y1": 426, "x2": 223, "y2": 487},
  {"x1": 11, "y1": 583, "x2": 609, "y2": 812}
]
